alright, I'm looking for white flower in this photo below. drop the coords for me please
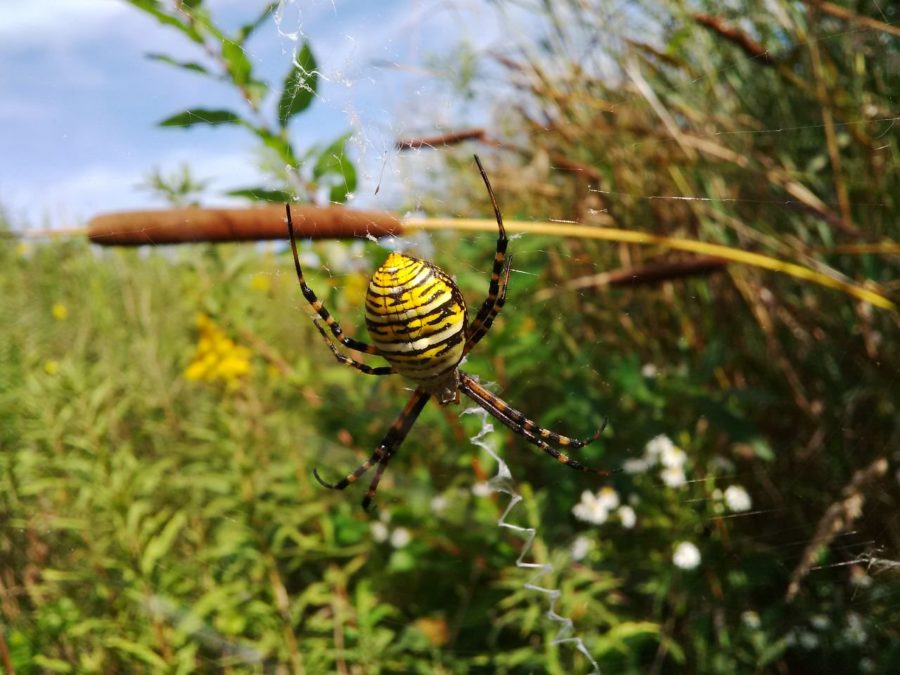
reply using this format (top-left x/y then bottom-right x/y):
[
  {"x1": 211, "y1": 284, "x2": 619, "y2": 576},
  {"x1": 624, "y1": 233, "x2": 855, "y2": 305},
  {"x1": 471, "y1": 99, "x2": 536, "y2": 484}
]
[
  {"x1": 430, "y1": 495, "x2": 448, "y2": 515},
  {"x1": 596, "y1": 486, "x2": 620, "y2": 510},
  {"x1": 741, "y1": 610, "x2": 761, "y2": 629},
  {"x1": 660, "y1": 466, "x2": 687, "y2": 488},
  {"x1": 617, "y1": 505, "x2": 636, "y2": 529},
  {"x1": 798, "y1": 630, "x2": 819, "y2": 649},
  {"x1": 471, "y1": 482, "x2": 492, "y2": 497},
  {"x1": 724, "y1": 485, "x2": 752, "y2": 512},
  {"x1": 571, "y1": 535, "x2": 591, "y2": 561},
  {"x1": 572, "y1": 490, "x2": 610, "y2": 525},
  {"x1": 370, "y1": 521, "x2": 389, "y2": 543},
  {"x1": 641, "y1": 363, "x2": 658, "y2": 378},
  {"x1": 673, "y1": 541, "x2": 701, "y2": 570},
  {"x1": 390, "y1": 527, "x2": 411, "y2": 549},
  {"x1": 845, "y1": 613, "x2": 866, "y2": 645},
  {"x1": 659, "y1": 444, "x2": 687, "y2": 469},
  {"x1": 623, "y1": 458, "x2": 650, "y2": 474},
  {"x1": 810, "y1": 615, "x2": 830, "y2": 630},
  {"x1": 644, "y1": 435, "x2": 675, "y2": 463}
]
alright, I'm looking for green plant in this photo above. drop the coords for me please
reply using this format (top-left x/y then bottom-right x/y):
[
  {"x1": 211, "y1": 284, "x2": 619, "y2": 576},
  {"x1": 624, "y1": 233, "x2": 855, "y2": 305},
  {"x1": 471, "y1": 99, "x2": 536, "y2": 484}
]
[{"x1": 126, "y1": 0, "x2": 356, "y2": 204}]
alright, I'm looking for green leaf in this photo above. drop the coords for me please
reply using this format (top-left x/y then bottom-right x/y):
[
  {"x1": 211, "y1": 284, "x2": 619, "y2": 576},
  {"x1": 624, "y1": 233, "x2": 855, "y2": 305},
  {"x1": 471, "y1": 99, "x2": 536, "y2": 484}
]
[
  {"x1": 158, "y1": 108, "x2": 245, "y2": 128},
  {"x1": 124, "y1": 0, "x2": 203, "y2": 43},
  {"x1": 237, "y1": 2, "x2": 277, "y2": 43},
  {"x1": 277, "y1": 41, "x2": 318, "y2": 127},
  {"x1": 32, "y1": 656, "x2": 73, "y2": 673},
  {"x1": 145, "y1": 52, "x2": 209, "y2": 75},
  {"x1": 106, "y1": 638, "x2": 168, "y2": 669},
  {"x1": 221, "y1": 40, "x2": 252, "y2": 88},
  {"x1": 256, "y1": 131, "x2": 299, "y2": 168},
  {"x1": 226, "y1": 187, "x2": 294, "y2": 203},
  {"x1": 141, "y1": 511, "x2": 187, "y2": 577},
  {"x1": 311, "y1": 133, "x2": 357, "y2": 203}
]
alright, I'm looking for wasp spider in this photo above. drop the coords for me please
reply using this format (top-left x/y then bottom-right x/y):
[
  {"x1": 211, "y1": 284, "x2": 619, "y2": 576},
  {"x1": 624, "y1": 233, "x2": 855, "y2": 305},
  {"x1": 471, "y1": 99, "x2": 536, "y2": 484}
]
[{"x1": 287, "y1": 155, "x2": 610, "y2": 511}]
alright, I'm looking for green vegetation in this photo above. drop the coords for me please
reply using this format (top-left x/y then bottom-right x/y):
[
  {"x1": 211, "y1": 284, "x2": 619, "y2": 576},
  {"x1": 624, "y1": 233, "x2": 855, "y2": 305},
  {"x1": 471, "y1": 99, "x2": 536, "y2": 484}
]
[{"x1": 1, "y1": 0, "x2": 898, "y2": 672}]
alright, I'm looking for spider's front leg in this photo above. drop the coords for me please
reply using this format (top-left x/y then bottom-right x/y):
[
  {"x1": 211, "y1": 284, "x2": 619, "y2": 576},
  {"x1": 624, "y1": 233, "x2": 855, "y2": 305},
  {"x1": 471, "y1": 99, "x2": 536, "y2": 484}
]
[
  {"x1": 312, "y1": 388, "x2": 431, "y2": 511},
  {"x1": 465, "y1": 155, "x2": 511, "y2": 353},
  {"x1": 286, "y1": 204, "x2": 378, "y2": 355}
]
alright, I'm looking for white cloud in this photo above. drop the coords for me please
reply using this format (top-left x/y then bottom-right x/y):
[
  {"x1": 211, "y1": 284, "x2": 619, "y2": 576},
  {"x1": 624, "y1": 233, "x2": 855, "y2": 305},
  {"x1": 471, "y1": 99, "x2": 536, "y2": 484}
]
[{"x1": 0, "y1": 1, "x2": 129, "y2": 46}]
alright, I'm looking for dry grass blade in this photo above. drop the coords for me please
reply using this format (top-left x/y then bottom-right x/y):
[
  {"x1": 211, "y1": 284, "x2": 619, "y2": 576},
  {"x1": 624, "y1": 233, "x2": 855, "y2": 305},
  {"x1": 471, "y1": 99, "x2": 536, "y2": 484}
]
[
  {"x1": 405, "y1": 217, "x2": 897, "y2": 311},
  {"x1": 786, "y1": 458, "x2": 889, "y2": 602}
]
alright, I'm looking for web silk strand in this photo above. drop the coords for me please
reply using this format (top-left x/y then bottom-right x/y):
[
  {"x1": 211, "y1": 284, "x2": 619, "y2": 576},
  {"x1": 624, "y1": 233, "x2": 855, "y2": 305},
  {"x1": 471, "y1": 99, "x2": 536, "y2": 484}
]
[{"x1": 463, "y1": 406, "x2": 601, "y2": 674}]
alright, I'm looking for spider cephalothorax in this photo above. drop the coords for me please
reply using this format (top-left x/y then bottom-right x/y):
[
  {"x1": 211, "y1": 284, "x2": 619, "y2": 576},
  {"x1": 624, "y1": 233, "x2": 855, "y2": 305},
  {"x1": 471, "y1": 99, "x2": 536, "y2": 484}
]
[{"x1": 287, "y1": 155, "x2": 610, "y2": 511}]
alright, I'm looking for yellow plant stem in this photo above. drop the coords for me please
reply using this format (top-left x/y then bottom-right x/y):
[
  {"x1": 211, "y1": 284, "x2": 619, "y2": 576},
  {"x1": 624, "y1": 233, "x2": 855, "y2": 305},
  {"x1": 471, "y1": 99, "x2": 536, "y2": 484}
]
[{"x1": 405, "y1": 218, "x2": 896, "y2": 312}]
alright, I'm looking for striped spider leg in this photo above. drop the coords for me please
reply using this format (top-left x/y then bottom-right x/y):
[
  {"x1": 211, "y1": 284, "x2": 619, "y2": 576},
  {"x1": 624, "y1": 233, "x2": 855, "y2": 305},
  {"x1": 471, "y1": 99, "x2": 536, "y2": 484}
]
[
  {"x1": 312, "y1": 389, "x2": 431, "y2": 512},
  {"x1": 459, "y1": 373, "x2": 612, "y2": 477}
]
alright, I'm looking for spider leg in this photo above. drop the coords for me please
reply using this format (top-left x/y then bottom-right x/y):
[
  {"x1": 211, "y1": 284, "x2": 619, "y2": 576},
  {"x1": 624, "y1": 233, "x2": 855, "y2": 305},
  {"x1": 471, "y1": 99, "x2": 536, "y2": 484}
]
[
  {"x1": 312, "y1": 320, "x2": 394, "y2": 376},
  {"x1": 361, "y1": 450, "x2": 396, "y2": 513},
  {"x1": 286, "y1": 204, "x2": 379, "y2": 355},
  {"x1": 312, "y1": 389, "x2": 431, "y2": 509},
  {"x1": 466, "y1": 155, "x2": 510, "y2": 349},
  {"x1": 464, "y1": 254, "x2": 511, "y2": 354},
  {"x1": 459, "y1": 372, "x2": 613, "y2": 477}
]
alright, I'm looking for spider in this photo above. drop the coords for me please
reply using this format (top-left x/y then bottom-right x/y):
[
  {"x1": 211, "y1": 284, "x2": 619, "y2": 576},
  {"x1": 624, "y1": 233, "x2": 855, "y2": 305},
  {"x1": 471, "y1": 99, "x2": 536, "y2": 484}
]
[{"x1": 286, "y1": 155, "x2": 611, "y2": 511}]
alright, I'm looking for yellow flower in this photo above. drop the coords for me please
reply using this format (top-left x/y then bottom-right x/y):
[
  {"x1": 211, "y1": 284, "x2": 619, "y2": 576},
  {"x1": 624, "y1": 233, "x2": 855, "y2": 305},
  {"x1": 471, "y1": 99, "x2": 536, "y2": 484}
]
[
  {"x1": 45, "y1": 360, "x2": 60, "y2": 375},
  {"x1": 51, "y1": 303, "x2": 68, "y2": 321},
  {"x1": 250, "y1": 274, "x2": 271, "y2": 293},
  {"x1": 184, "y1": 314, "x2": 253, "y2": 387}
]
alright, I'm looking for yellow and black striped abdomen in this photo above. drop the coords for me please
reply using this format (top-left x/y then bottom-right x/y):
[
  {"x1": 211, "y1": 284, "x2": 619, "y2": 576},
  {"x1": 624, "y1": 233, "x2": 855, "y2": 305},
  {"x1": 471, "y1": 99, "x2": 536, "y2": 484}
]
[{"x1": 365, "y1": 252, "x2": 467, "y2": 382}]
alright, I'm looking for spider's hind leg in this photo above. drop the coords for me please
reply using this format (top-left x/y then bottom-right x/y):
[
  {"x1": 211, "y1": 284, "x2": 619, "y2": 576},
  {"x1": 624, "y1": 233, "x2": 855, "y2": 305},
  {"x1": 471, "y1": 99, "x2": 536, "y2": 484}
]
[
  {"x1": 459, "y1": 372, "x2": 614, "y2": 477},
  {"x1": 310, "y1": 389, "x2": 431, "y2": 509}
]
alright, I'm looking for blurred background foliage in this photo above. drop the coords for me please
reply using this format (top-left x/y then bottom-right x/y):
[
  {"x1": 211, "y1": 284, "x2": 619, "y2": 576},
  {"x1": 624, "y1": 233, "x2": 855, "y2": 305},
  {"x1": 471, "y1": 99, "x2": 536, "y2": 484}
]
[{"x1": 1, "y1": 0, "x2": 898, "y2": 672}]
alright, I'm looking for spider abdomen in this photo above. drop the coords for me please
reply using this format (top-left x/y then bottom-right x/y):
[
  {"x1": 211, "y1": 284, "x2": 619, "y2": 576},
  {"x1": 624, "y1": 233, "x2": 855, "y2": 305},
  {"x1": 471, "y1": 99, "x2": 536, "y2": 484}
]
[{"x1": 365, "y1": 252, "x2": 467, "y2": 382}]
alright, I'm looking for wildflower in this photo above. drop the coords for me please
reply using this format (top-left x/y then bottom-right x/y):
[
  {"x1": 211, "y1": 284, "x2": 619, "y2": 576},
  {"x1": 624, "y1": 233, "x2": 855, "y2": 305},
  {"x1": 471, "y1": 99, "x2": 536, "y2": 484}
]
[
  {"x1": 390, "y1": 527, "x2": 411, "y2": 549},
  {"x1": 645, "y1": 435, "x2": 675, "y2": 463},
  {"x1": 741, "y1": 610, "x2": 761, "y2": 629},
  {"x1": 797, "y1": 630, "x2": 819, "y2": 649},
  {"x1": 844, "y1": 613, "x2": 866, "y2": 645},
  {"x1": 672, "y1": 541, "x2": 701, "y2": 570},
  {"x1": 660, "y1": 466, "x2": 687, "y2": 488},
  {"x1": 249, "y1": 274, "x2": 271, "y2": 293},
  {"x1": 810, "y1": 615, "x2": 830, "y2": 630},
  {"x1": 430, "y1": 494, "x2": 448, "y2": 515},
  {"x1": 617, "y1": 505, "x2": 637, "y2": 529},
  {"x1": 44, "y1": 360, "x2": 60, "y2": 376},
  {"x1": 640, "y1": 363, "x2": 658, "y2": 378},
  {"x1": 370, "y1": 521, "x2": 389, "y2": 543},
  {"x1": 572, "y1": 489, "x2": 614, "y2": 525},
  {"x1": 51, "y1": 302, "x2": 68, "y2": 321},
  {"x1": 723, "y1": 485, "x2": 752, "y2": 512},
  {"x1": 596, "y1": 486, "x2": 620, "y2": 510},
  {"x1": 659, "y1": 443, "x2": 687, "y2": 469},
  {"x1": 184, "y1": 314, "x2": 253, "y2": 387},
  {"x1": 471, "y1": 482, "x2": 492, "y2": 498},
  {"x1": 622, "y1": 457, "x2": 650, "y2": 474},
  {"x1": 571, "y1": 535, "x2": 591, "y2": 561}
]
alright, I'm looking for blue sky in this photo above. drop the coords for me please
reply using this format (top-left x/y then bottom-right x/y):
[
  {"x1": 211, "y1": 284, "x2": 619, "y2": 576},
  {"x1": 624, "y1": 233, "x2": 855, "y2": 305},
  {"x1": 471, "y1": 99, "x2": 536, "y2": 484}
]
[{"x1": 0, "y1": 0, "x2": 508, "y2": 230}]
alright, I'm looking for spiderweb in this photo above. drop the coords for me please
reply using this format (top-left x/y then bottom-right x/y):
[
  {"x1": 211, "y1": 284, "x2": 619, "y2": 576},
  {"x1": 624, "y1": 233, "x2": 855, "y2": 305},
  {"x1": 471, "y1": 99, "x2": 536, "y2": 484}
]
[{"x1": 464, "y1": 403, "x2": 602, "y2": 673}]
